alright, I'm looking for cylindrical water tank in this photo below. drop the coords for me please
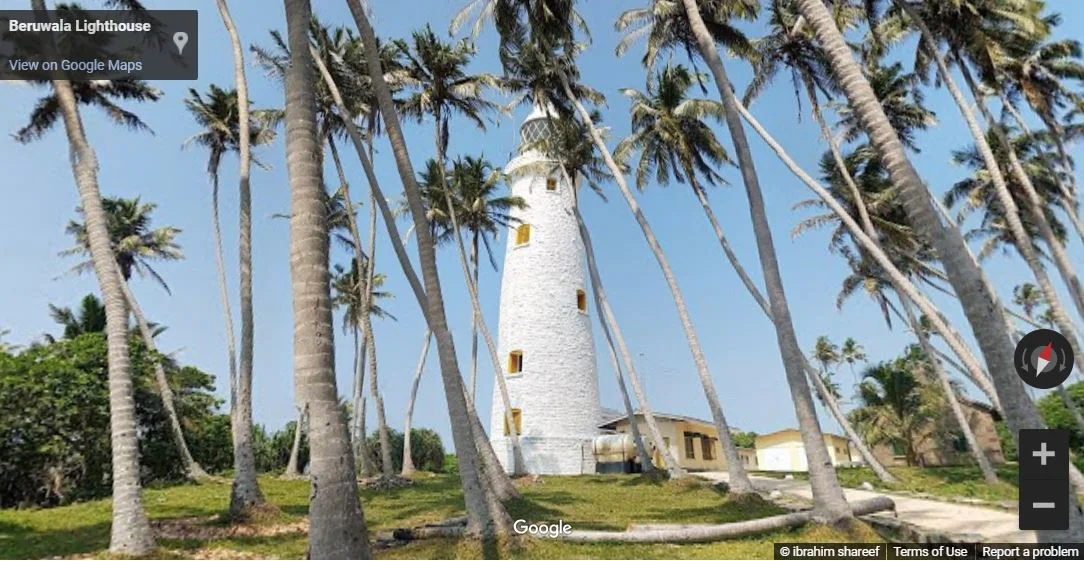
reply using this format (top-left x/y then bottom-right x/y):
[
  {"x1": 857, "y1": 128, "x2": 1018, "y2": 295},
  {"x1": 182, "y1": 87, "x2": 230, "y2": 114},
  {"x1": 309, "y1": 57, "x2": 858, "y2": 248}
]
[{"x1": 592, "y1": 433, "x2": 637, "y2": 463}]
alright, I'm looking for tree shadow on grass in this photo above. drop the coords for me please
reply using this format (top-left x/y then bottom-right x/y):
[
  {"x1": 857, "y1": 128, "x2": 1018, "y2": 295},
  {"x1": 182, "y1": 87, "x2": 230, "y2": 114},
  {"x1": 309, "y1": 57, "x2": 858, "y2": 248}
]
[{"x1": 0, "y1": 519, "x2": 110, "y2": 559}]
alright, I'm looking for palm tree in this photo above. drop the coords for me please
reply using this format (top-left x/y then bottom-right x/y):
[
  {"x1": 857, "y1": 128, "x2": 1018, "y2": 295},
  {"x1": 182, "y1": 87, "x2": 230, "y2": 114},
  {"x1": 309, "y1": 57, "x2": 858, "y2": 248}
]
[
  {"x1": 445, "y1": 156, "x2": 525, "y2": 399},
  {"x1": 876, "y1": 0, "x2": 1084, "y2": 343},
  {"x1": 62, "y1": 197, "x2": 209, "y2": 481},
  {"x1": 27, "y1": 0, "x2": 153, "y2": 550},
  {"x1": 345, "y1": 0, "x2": 513, "y2": 536},
  {"x1": 840, "y1": 337, "x2": 866, "y2": 385},
  {"x1": 331, "y1": 258, "x2": 396, "y2": 477},
  {"x1": 212, "y1": 0, "x2": 266, "y2": 516},
  {"x1": 282, "y1": 0, "x2": 368, "y2": 554},
  {"x1": 48, "y1": 294, "x2": 107, "y2": 340},
  {"x1": 812, "y1": 336, "x2": 841, "y2": 384},
  {"x1": 850, "y1": 352, "x2": 939, "y2": 467},
  {"x1": 616, "y1": 0, "x2": 849, "y2": 515},
  {"x1": 13, "y1": 78, "x2": 161, "y2": 145},
  {"x1": 997, "y1": 35, "x2": 1084, "y2": 239},
  {"x1": 796, "y1": 0, "x2": 1084, "y2": 540},
  {"x1": 62, "y1": 197, "x2": 182, "y2": 289},
  {"x1": 396, "y1": 26, "x2": 502, "y2": 401},
  {"x1": 183, "y1": 85, "x2": 276, "y2": 514}
]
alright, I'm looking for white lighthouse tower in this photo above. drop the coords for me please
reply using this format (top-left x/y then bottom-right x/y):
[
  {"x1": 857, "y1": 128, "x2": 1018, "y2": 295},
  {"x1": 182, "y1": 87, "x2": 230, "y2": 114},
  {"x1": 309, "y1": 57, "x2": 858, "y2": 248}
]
[{"x1": 488, "y1": 105, "x2": 602, "y2": 475}]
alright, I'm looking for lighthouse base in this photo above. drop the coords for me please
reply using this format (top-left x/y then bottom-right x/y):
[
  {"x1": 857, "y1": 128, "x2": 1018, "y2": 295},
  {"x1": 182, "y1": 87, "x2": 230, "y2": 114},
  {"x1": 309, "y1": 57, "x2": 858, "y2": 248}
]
[{"x1": 489, "y1": 436, "x2": 597, "y2": 475}]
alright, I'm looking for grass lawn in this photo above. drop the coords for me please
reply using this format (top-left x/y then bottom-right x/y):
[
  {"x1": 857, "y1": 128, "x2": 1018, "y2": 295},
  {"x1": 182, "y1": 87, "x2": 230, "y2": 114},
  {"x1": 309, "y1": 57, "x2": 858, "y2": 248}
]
[
  {"x1": 0, "y1": 473, "x2": 879, "y2": 559},
  {"x1": 755, "y1": 465, "x2": 1020, "y2": 503}
]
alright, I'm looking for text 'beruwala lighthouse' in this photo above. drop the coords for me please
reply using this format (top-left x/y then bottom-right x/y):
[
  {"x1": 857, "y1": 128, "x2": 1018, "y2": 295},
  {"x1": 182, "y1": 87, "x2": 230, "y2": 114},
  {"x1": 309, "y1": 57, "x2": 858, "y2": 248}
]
[{"x1": 488, "y1": 104, "x2": 602, "y2": 475}]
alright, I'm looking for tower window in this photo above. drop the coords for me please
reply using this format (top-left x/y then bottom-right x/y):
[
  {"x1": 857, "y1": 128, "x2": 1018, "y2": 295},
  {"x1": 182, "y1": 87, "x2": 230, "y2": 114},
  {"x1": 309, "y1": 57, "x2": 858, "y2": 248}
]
[
  {"x1": 515, "y1": 224, "x2": 531, "y2": 246},
  {"x1": 576, "y1": 289, "x2": 587, "y2": 313},
  {"x1": 504, "y1": 408, "x2": 523, "y2": 436},
  {"x1": 508, "y1": 350, "x2": 523, "y2": 374},
  {"x1": 546, "y1": 177, "x2": 558, "y2": 191}
]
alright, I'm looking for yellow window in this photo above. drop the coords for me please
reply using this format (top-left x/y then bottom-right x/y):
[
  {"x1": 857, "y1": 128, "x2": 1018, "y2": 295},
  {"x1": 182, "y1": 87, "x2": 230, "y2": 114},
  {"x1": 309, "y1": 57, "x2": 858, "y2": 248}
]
[
  {"x1": 508, "y1": 350, "x2": 523, "y2": 374},
  {"x1": 576, "y1": 289, "x2": 587, "y2": 312},
  {"x1": 516, "y1": 224, "x2": 531, "y2": 246},
  {"x1": 546, "y1": 177, "x2": 558, "y2": 191},
  {"x1": 504, "y1": 408, "x2": 523, "y2": 436}
]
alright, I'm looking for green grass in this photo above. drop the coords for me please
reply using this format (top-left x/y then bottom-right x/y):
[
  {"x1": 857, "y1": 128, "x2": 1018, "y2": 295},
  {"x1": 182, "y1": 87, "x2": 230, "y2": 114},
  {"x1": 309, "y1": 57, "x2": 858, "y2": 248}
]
[
  {"x1": 759, "y1": 465, "x2": 1021, "y2": 503},
  {"x1": 0, "y1": 473, "x2": 878, "y2": 559}
]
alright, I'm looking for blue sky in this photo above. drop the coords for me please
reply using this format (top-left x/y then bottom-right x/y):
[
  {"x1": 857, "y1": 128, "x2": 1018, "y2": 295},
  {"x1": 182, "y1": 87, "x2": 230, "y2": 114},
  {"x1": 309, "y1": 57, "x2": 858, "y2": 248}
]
[{"x1": 2, "y1": 0, "x2": 1082, "y2": 450}]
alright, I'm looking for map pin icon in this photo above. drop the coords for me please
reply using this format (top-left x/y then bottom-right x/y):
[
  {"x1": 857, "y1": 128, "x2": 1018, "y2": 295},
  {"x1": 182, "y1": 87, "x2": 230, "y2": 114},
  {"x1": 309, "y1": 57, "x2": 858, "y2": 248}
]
[{"x1": 173, "y1": 32, "x2": 189, "y2": 55}]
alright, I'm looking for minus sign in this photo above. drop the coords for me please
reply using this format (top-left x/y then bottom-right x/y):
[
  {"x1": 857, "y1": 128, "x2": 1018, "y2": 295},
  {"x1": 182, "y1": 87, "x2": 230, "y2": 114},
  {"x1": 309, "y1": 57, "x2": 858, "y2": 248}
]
[{"x1": 1033, "y1": 502, "x2": 1056, "y2": 509}]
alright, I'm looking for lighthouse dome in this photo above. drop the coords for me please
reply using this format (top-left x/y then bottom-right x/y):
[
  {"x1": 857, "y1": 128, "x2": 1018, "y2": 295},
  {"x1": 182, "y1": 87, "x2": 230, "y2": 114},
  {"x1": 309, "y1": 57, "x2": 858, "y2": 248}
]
[{"x1": 519, "y1": 102, "x2": 559, "y2": 149}]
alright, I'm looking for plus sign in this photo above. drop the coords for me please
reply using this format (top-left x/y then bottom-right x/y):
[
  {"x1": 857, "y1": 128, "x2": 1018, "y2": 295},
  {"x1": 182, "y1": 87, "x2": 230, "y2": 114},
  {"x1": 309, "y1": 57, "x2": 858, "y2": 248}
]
[{"x1": 1034, "y1": 441, "x2": 1057, "y2": 465}]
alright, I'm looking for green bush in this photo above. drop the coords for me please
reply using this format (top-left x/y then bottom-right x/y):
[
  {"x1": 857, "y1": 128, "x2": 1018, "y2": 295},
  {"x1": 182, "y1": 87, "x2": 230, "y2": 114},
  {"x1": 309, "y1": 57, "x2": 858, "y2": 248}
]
[{"x1": 0, "y1": 334, "x2": 227, "y2": 507}]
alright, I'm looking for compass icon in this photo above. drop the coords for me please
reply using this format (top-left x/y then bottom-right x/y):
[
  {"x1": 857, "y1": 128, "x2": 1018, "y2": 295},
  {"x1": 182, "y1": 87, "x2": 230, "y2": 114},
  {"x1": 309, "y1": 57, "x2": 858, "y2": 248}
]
[{"x1": 1014, "y1": 329, "x2": 1074, "y2": 390}]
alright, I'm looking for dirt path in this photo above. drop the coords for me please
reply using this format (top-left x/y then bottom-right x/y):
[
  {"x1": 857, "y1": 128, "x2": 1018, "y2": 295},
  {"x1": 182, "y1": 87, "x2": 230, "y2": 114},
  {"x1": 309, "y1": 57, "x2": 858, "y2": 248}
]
[{"x1": 698, "y1": 472, "x2": 1033, "y2": 543}]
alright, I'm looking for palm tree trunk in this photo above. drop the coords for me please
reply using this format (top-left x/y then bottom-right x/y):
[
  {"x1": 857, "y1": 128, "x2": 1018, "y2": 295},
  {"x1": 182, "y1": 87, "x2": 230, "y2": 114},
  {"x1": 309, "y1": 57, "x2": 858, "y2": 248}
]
[
  {"x1": 796, "y1": 0, "x2": 1084, "y2": 542},
  {"x1": 214, "y1": 0, "x2": 265, "y2": 517},
  {"x1": 313, "y1": 45, "x2": 517, "y2": 503},
  {"x1": 558, "y1": 70, "x2": 753, "y2": 494},
  {"x1": 40, "y1": 29, "x2": 154, "y2": 554},
  {"x1": 283, "y1": 1, "x2": 368, "y2": 554},
  {"x1": 680, "y1": 0, "x2": 849, "y2": 518},
  {"x1": 325, "y1": 137, "x2": 374, "y2": 477},
  {"x1": 440, "y1": 182, "x2": 528, "y2": 477},
  {"x1": 952, "y1": 52, "x2": 1084, "y2": 327},
  {"x1": 470, "y1": 232, "x2": 480, "y2": 402},
  {"x1": 565, "y1": 171, "x2": 675, "y2": 476},
  {"x1": 358, "y1": 186, "x2": 394, "y2": 478},
  {"x1": 118, "y1": 271, "x2": 208, "y2": 481},
  {"x1": 344, "y1": 1, "x2": 511, "y2": 536},
  {"x1": 284, "y1": 404, "x2": 305, "y2": 478},
  {"x1": 402, "y1": 329, "x2": 432, "y2": 477},
  {"x1": 734, "y1": 100, "x2": 1002, "y2": 411},
  {"x1": 365, "y1": 319, "x2": 394, "y2": 477}
]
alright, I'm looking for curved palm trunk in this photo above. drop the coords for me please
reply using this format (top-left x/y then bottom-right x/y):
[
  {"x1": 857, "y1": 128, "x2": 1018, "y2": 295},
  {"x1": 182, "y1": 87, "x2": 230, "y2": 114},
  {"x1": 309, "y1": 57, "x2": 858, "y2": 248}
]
[
  {"x1": 734, "y1": 101, "x2": 1002, "y2": 411},
  {"x1": 441, "y1": 186, "x2": 527, "y2": 476},
  {"x1": 344, "y1": 2, "x2": 511, "y2": 536},
  {"x1": 402, "y1": 329, "x2": 432, "y2": 477},
  {"x1": 796, "y1": 0, "x2": 1084, "y2": 542},
  {"x1": 283, "y1": 1, "x2": 368, "y2": 555},
  {"x1": 558, "y1": 71, "x2": 753, "y2": 494},
  {"x1": 431, "y1": 107, "x2": 526, "y2": 477},
  {"x1": 951, "y1": 54, "x2": 1084, "y2": 329},
  {"x1": 565, "y1": 172, "x2": 673, "y2": 476},
  {"x1": 118, "y1": 272, "x2": 208, "y2": 481},
  {"x1": 313, "y1": 46, "x2": 517, "y2": 503},
  {"x1": 216, "y1": 0, "x2": 265, "y2": 516},
  {"x1": 680, "y1": 0, "x2": 848, "y2": 517},
  {"x1": 42, "y1": 49, "x2": 154, "y2": 551},
  {"x1": 284, "y1": 404, "x2": 305, "y2": 478}
]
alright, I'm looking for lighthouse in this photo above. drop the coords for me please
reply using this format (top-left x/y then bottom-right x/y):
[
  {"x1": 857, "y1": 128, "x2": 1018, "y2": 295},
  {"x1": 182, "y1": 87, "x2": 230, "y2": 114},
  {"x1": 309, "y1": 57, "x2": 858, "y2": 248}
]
[{"x1": 488, "y1": 104, "x2": 602, "y2": 475}]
